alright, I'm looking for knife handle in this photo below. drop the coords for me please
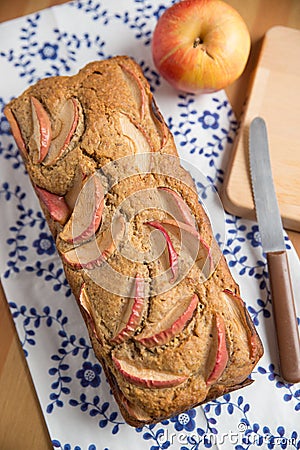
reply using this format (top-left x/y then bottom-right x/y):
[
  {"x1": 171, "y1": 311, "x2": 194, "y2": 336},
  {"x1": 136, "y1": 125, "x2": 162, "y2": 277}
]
[{"x1": 267, "y1": 250, "x2": 300, "y2": 383}]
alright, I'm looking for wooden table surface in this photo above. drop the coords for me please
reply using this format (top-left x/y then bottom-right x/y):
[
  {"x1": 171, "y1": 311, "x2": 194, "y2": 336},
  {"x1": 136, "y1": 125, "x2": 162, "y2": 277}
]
[{"x1": 0, "y1": 1, "x2": 300, "y2": 449}]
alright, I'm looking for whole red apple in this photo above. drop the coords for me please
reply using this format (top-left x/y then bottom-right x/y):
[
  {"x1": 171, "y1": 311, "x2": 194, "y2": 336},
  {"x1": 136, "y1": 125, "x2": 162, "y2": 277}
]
[{"x1": 152, "y1": 0, "x2": 251, "y2": 93}]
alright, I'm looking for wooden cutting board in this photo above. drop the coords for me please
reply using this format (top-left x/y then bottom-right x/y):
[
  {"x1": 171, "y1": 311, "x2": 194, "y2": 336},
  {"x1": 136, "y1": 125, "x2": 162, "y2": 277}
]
[{"x1": 221, "y1": 26, "x2": 300, "y2": 232}]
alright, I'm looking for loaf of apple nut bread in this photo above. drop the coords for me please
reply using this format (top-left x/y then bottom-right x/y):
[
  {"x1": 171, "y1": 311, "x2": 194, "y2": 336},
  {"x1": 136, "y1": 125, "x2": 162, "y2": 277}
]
[{"x1": 4, "y1": 55, "x2": 263, "y2": 427}]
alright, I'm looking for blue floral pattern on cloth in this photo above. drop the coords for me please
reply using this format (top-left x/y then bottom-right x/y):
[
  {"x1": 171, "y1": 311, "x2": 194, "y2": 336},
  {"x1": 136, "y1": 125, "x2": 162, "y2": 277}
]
[
  {"x1": 0, "y1": 1, "x2": 300, "y2": 449},
  {"x1": 76, "y1": 361, "x2": 102, "y2": 388},
  {"x1": 198, "y1": 110, "x2": 220, "y2": 130},
  {"x1": 170, "y1": 409, "x2": 196, "y2": 432},
  {"x1": 39, "y1": 42, "x2": 59, "y2": 60},
  {"x1": 33, "y1": 232, "x2": 56, "y2": 256}
]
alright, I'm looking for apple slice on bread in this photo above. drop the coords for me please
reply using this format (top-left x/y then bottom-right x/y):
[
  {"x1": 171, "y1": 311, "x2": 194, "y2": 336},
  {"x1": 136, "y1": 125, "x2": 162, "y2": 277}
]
[
  {"x1": 4, "y1": 107, "x2": 28, "y2": 159},
  {"x1": 61, "y1": 215, "x2": 125, "y2": 270},
  {"x1": 158, "y1": 218, "x2": 214, "y2": 280},
  {"x1": 136, "y1": 293, "x2": 198, "y2": 348},
  {"x1": 195, "y1": 234, "x2": 214, "y2": 281},
  {"x1": 145, "y1": 220, "x2": 179, "y2": 283},
  {"x1": 34, "y1": 185, "x2": 70, "y2": 225},
  {"x1": 206, "y1": 314, "x2": 228, "y2": 385},
  {"x1": 60, "y1": 174, "x2": 104, "y2": 244},
  {"x1": 116, "y1": 388, "x2": 152, "y2": 423},
  {"x1": 159, "y1": 218, "x2": 199, "y2": 240},
  {"x1": 119, "y1": 63, "x2": 146, "y2": 120},
  {"x1": 119, "y1": 64, "x2": 168, "y2": 150},
  {"x1": 64, "y1": 165, "x2": 87, "y2": 211},
  {"x1": 149, "y1": 95, "x2": 168, "y2": 148},
  {"x1": 223, "y1": 289, "x2": 261, "y2": 359},
  {"x1": 109, "y1": 371, "x2": 152, "y2": 423},
  {"x1": 157, "y1": 187, "x2": 196, "y2": 229},
  {"x1": 43, "y1": 98, "x2": 80, "y2": 166},
  {"x1": 157, "y1": 188, "x2": 215, "y2": 279},
  {"x1": 111, "y1": 275, "x2": 145, "y2": 344},
  {"x1": 79, "y1": 283, "x2": 102, "y2": 344},
  {"x1": 119, "y1": 112, "x2": 152, "y2": 153},
  {"x1": 112, "y1": 355, "x2": 187, "y2": 389}
]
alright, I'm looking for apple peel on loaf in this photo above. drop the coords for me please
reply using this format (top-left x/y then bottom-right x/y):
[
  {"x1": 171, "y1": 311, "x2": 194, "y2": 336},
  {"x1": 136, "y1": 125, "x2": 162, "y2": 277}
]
[{"x1": 4, "y1": 55, "x2": 263, "y2": 427}]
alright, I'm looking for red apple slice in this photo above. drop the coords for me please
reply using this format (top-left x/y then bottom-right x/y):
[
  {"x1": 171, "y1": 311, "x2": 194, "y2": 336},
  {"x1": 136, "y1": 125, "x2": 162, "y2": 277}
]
[
  {"x1": 119, "y1": 64, "x2": 146, "y2": 120},
  {"x1": 158, "y1": 187, "x2": 196, "y2": 228},
  {"x1": 160, "y1": 218, "x2": 199, "y2": 239},
  {"x1": 120, "y1": 392, "x2": 152, "y2": 422},
  {"x1": 149, "y1": 95, "x2": 168, "y2": 148},
  {"x1": 79, "y1": 283, "x2": 101, "y2": 344},
  {"x1": 162, "y1": 217, "x2": 214, "y2": 280},
  {"x1": 60, "y1": 174, "x2": 104, "y2": 244},
  {"x1": 136, "y1": 293, "x2": 198, "y2": 348},
  {"x1": 62, "y1": 229, "x2": 114, "y2": 270},
  {"x1": 34, "y1": 185, "x2": 70, "y2": 225},
  {"x1": 223, "y1": 289, "x2": 260, "y2": 359},
  {"x1": 111, "y1": 275, "x2": 145, "y2": 344},
  {"x1": 43, "y1": 98, "x2": 79, "y2": 166},
  {"x1": 119, "y1": 112, "x2": 153, "y2": 173},
  {"x1": 145, "y1": 220, "x2": 179, "y2": 283},
  {"x1": 4, "y1": 107, "x2": 27, "y2": 158},
  {"x1": 112, "y1": 355, "x2": 187, "y2": 388},
  {"x1": 109, "y1": 371, "x2": 152, "y2": 422},
  {"x1": 159, "y1": 218, "x2": 214, "y2": 280},
  {"x1": 62, "y1": 215, "x2": 125, "y2": 270},
  {"x1": 30, "y1": 96, "x2": 52, "y2": 163},
  {"x1": 64, "y1": 165, "x2": 87, "y2": 211},
  {"x1": 119, "y1": 112, "x2": 152, "y2": 154},
  {"x1": 195, "y1": 235, "x2": 214, "y2": 280},
  {"x1": 206, "y1": 314, "x2": 228, "y2": 385}
]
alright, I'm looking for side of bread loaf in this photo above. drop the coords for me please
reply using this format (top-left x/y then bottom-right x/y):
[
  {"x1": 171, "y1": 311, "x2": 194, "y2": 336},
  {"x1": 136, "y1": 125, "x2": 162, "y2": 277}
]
[{"x1": 4, "y1": 55, "x2": 263, "y2": 427}]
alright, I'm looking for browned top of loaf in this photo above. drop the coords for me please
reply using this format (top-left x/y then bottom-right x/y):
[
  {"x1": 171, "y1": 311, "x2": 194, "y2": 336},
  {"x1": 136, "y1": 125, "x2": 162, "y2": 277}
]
[{"x1": 5, "y1": 55, "x2": 263, "y2": 426}]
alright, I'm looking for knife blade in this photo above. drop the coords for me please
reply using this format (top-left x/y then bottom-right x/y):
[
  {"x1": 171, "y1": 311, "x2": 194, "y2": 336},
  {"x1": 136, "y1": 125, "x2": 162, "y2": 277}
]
[{"x1": 249, "y1": 116, "x2": 300, "y2": 383}]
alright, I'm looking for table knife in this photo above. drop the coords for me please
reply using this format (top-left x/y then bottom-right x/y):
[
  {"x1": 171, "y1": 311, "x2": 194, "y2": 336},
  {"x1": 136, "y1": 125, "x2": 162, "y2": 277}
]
[{"x1": 249, "y1": 116, "x2": 300, "y2": 383}]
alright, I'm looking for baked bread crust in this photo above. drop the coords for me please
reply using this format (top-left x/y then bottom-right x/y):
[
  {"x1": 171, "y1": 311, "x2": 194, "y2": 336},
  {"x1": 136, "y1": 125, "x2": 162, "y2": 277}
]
[{"x1": 4, "y1": 55, "x2": 263, "y2": 427}]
